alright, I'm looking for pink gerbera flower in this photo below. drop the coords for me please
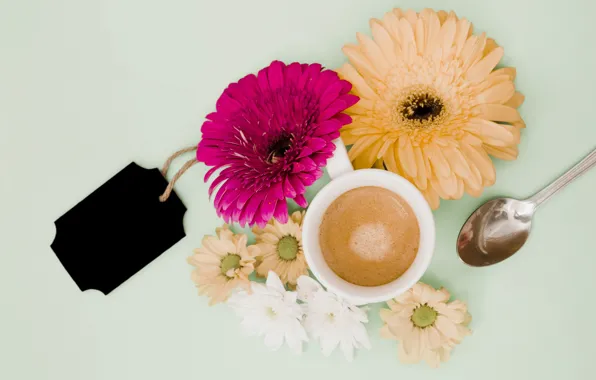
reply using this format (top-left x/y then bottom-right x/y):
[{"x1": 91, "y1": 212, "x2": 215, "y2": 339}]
[{"x1": 197, "y1": 61, "x2": 358, "y2": 227}]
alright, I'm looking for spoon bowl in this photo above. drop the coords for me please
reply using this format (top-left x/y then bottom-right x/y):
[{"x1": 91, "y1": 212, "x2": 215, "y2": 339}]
[
  {"x1": 457, "y1": 148, "x2": 596, "y2": 267},
  {"x1": 457, "y1": 198, "x2": 535, "y2": 267}
]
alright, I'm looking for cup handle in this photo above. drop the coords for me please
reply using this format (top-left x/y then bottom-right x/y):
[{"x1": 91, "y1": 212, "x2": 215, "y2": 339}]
[{"x1": 326, "y1": 138, "x2": 354, "y2": 180}]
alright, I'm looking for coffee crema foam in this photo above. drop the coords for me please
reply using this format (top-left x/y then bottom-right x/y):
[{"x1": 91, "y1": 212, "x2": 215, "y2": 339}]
[{"x1": 319, "y1": 186, "x2": 420, "y2": 287}]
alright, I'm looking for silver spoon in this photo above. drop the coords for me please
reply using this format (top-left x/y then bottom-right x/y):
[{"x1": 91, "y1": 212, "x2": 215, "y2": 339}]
[{"x1": 457, "y1": 147, "x2": 596, "y2": 267}]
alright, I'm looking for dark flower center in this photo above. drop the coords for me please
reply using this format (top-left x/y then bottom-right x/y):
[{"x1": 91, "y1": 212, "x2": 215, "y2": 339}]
[
  {"x1": 400, "y1": 93, "x2": 444, "y2": 122},
  {"x1": 267, "y1": 133, "x2": 293, "y2": 164}
]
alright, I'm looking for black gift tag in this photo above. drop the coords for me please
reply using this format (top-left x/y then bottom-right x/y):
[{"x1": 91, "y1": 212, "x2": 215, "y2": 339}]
[{"x1": 51, "y1": 162, "x2": 187, "y2": 294}]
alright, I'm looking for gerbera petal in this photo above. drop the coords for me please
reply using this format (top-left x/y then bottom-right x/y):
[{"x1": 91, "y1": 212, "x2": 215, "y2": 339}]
[
  {"x1": 288, "y1": 176, "x2": 305, "y2": 195},
  {"x1": 293, "y1": 194, "x2": 308, "y2": 208},
  {"x1": 423, "y1": 10, "x2": 441, "y2": 57},
  {"x1": 477, "y1": 80, "x2": 515, "y2": 104},
  {"x1": 353, "y1": 137, "x2": 384, "y2": 169},
  {"x1": 285, "y1": 62, "x2": 302, "y2": 87},
  {"x1": 319, "y1": 81, "x2": 347, "y2": 111},
  {"x1": 460, "y1": 34, "x2": 486, "y2": 71},
  {"x1": 258, "y1": 192, "x2": 277, "y2": 223},
  {"x1": 382, "y1": 140, "x2": 399, "y2": 173},
  {"x1": 357, "y1": 32, "x2": 391, "y2": 76},
  {"x1": 343, "y1": 44, "x2": 383, "y2": 81},
  {"x1": 267, "y1": 60, "x2": 285, "y2": 90},
  {"x1": 241, "y1": 192, "x2": 267, "y2": 225},
  {"x1": 504, "y1": 91, "x2": 525, "y2": 108},
  {"x1": 424, "y1": 142, "x2": 451, "y2": 177},
  {"x1": 236, "y1": 191, "x2": 253, "y2": 210},
  {"x1": 320, "y1": 95, "x2": 359, "y2": 121},
  {"x1": 398, "y1": 135, "x2": 418, "y2": 178},
  {"x1": 475, "y1": 103, "x2": 522, "y2": 123},
  {"x1": 370, "y1": 21, "x2": 398, "y2": 64},
  {"x1": 438, "y1": 174, "x2": 459, "y2": 198},
  {"x1": 348, "y1": 134, "x2": 381, "y2": 162},
  {"x1": 483, "y1": 37, "x2": 499, "y2": 55},
  {"x1": 273, "y1": 201, "x2": 289, "y2": 224},
  {"x1": 398, "y1": 18, "x2": 416, "y2": 60},
  {"x1": 466, "y1": 47, "x2": 504, "y2": 82},
  {"x1": 454, "y1": 18, "x2": 472, "y2": 57},
  {"x1": 442, "y1": 147, "x2": 471, "y2": 178},
  {"x1": 422, "y1": 186, "x2": 440, "y2": 209},
  {"x1": 314, "y1": 70, "x2": 340, "y2": 95},
  {"x1": 460, "y1": 144, "x2": 496, "y2": 183},
  {"x1": 412, "y1": 146, "x2": 428, "y2": 190},
  {"x1": 380, "y1": 13, "x2": 400, "y2": 43},
  {"x1": 492, "y1": 66, "x2": 516, "y2": 80},
  {"x1": 439, "y1": 17, "x2": 457, "y2": 57},
  {"x1": 465, "y1": 119, "x2": 516, "y2": 147},
  {"x1": 221, "y1": 189, "x2": 241, "y2": 211},
  {"x1": 298, "y1": 63, "x2": 322, "y2": 89},
  {"x1": 257, "y1": 66, "x2": 270, "y2": 91},
  {"x1": 484, "y1": 145, "x2": 518, "y2": 160},
  {"x1": 314, "y1": 119, "x2": 344, "y2": 138},
  {"x1": 336, "y1": 63, "x2": 379, "y2": 100}
]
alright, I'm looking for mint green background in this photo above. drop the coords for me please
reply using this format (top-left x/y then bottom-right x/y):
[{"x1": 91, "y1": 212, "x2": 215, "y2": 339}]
[{"x1": 2, "y1": 0, "x2": 596, "y2": 378}]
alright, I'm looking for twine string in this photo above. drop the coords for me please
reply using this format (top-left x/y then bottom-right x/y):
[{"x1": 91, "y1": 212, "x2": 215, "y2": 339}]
[
  {"x1": 159, "y1": 146, "x2": 198, "y2": 202},
  {"x1": 161, "y1": 146, "x2": 198, "y2": 176}
]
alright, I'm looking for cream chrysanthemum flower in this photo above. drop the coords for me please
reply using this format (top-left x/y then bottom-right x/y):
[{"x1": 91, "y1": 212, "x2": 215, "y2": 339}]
[
  {"x1": 380, "y1": 282, "x2": 471, "y2": 368},
  {"x1": 338, "y1": 8, "x2": 525, "y2": 208},
  {"x1": 252, "y1": 211, "x2": 308, "y2": 287},
  {"x1": 188, "y1": 225, "x2": 259, "y2": 305}
]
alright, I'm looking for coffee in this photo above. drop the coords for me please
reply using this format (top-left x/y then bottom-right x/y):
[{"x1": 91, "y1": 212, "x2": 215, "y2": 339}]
[{"x1": 319, "y1": 186, "x2": 420, "y2": 287}]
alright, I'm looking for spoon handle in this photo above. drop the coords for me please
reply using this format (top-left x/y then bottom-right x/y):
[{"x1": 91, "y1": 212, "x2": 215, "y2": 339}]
[{"x1": 528, "y1": 148, "x2": 596, "y2": 207}]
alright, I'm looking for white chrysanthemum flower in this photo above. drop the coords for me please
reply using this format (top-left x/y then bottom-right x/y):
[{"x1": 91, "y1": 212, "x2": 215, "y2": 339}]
[
  {"x1": 380, "y1": 282, "x2": 471, "y2": 368},
  {"x1": 228, "y1": 271, "x2": 308, "y2": 354},
  {"x1": 297, "y1": 276, "x2": 371, "y2": 361}
]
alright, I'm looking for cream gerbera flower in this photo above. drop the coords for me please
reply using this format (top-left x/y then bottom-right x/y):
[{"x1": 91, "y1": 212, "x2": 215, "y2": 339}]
[
  {"x1": 338, "y1": 8, "x2": 525, "y2": 208},
  {"x1": 380, "y1": 282, "x2": 471, "y2": 368},
  {"x1": 188, "y1": 225, "x2": 259, "y2": 305},
  {"x1": 252, "y1": 211, "x2": 308, "y2": 288}
]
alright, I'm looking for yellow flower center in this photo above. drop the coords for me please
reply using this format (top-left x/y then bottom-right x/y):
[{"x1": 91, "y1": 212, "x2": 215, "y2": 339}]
[
  {"x1": 266, "y1": 307, "x2": 277, "y2": 319},
  {"x1": 277, "y1": 235, "x2": 299, "y2": 261},
  {"x1": 220, "y1": 254, "x2": 241, "y2": 277},
  {"x1": 411, "y1": 304, "x2": 437, "y2": 328},
  {"x1": 394, "y1": 85, "x2": 448, "y2": 129}
]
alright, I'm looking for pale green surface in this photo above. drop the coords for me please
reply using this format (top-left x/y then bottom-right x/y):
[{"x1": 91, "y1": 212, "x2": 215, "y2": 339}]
[{"x1": 1, "y1": 0, "x2": 596, "y2": 378}]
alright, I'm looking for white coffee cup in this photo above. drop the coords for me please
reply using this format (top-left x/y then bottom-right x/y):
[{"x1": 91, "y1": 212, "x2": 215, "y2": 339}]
[{"x1": 302, "y1": 138, "x2": 435, "y2": 305}]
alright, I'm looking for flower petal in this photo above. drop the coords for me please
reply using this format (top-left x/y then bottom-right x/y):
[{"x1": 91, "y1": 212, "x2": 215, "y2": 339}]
[
  {"x1": 398, "y1": 135, "x2": 418, "y2": 177},
  {"x1": 265, "y1": 271, "x2": 286, "y2": 293},
  {"x1": 435, "y1": 315, "x2": 461, "y2": 340},
  {"x1": 466, "y1": 47, "x2": 504, "y2": 82}
]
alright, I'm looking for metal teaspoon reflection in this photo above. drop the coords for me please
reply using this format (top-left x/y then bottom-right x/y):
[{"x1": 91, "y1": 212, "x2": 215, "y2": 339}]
[{"x1": 457, "y1": 147, "x2": 596, "y2": 267}]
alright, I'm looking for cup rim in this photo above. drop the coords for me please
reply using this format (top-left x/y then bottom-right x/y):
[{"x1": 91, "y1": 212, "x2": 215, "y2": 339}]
[{"x1": 302, "y1": 169, "x2": 435, "y2": 305}]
